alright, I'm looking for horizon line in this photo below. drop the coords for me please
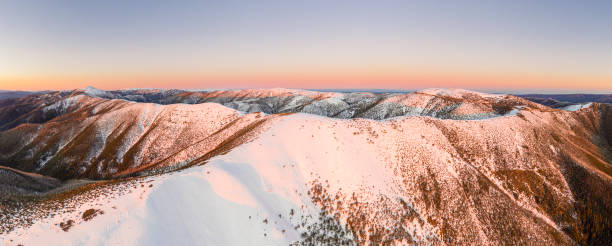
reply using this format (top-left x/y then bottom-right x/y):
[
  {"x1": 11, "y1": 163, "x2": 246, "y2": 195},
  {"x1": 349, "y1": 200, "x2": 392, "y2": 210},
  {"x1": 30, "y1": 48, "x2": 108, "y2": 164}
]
[{"x1": 3, "y1": 86, "x2": 612, "y2": 95}]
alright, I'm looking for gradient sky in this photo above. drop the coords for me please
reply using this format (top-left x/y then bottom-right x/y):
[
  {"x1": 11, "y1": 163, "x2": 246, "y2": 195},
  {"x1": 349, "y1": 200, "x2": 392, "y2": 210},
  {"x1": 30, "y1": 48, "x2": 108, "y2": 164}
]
[{"x1": 1, "y1": 0, "x2": 611, "y2": 92}]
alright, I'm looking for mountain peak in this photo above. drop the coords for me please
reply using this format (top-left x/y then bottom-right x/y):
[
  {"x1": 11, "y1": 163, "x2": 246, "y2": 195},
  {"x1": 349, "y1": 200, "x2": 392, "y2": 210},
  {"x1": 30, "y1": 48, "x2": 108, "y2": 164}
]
[
  {"x1": 83, "y1": 86, "x2": 113, "y2": 98},
  {"x1": 417, "y1": 88, "x2": 504, "y2": 99}
]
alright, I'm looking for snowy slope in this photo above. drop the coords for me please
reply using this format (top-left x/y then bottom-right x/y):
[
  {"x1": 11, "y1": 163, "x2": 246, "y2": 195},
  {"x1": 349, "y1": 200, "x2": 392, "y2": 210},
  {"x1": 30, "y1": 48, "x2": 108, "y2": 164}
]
[
  {"x1": 1, "y1": 88, "x2": 612, "y2": 245},
  {"x1": 4, "y1": 105, "x2": 612, "y2": 245}
]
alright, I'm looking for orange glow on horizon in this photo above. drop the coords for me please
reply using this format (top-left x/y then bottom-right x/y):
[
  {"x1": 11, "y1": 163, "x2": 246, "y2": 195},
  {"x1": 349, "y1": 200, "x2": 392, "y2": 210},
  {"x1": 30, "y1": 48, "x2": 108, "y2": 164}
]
[{"x1": 2, "y1": 67, "x2": 610, "y2": 93}]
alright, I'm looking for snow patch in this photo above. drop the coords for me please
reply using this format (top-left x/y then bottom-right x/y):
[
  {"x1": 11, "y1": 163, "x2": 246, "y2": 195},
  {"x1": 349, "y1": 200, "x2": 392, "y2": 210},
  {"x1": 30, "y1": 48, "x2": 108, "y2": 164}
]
[
  {"x1": 560, "y1": 102, "x2": 592, "y2": 111},
  {"x1": 83, "y1": 86, "x2": 114, "y2": 98}
]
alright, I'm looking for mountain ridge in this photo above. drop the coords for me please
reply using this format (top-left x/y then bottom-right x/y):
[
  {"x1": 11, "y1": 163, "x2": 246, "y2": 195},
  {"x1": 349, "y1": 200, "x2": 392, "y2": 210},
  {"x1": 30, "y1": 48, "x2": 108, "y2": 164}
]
[{"x1": 1, "y1": 88, "x2": 611, "y2": 245}]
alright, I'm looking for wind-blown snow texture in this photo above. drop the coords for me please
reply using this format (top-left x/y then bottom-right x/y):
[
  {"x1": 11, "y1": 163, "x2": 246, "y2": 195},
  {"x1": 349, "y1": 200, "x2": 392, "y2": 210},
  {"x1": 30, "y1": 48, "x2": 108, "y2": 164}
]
[{"x1": 1, "y1": 88, "x2": 612, "y2": 245}]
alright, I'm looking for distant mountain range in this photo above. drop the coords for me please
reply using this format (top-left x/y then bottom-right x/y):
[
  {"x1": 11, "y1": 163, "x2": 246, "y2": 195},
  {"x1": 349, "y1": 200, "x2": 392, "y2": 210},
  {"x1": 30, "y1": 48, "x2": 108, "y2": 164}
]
[
  {"x1": 0, "y1": 90, "x2": 40, "y2": 100},
  {"x1": 518, "y1": 94, "x2": 612, "y2": 104},
  {"x1": 2, "y1": 87, "x2": 611, "y2": 106},
  {"x1": 516, "y1": 94, "x2": 612, "y2": 110}
]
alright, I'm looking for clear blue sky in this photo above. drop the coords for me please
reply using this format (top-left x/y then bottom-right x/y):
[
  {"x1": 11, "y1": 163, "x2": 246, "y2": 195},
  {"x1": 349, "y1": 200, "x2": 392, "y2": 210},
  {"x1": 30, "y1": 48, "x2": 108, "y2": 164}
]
[{"x1": 1, "y1": 0, "x2": 611, "y2": 92}]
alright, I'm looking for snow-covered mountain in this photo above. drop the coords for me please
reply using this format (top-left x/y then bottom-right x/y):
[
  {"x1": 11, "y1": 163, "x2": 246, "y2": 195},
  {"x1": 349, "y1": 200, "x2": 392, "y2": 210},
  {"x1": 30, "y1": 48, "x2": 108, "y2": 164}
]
[{"x1": 1, "y1": 88, "x2": 611, "y2": 245}]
